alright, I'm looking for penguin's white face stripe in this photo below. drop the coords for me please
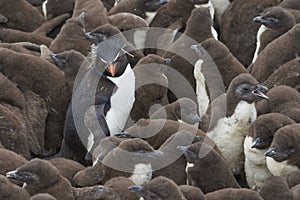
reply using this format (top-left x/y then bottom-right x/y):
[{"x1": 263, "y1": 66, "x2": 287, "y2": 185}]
[
  {"x1": 42, "y1": 0, "x2": 48, "y2": 20},
  {"x1": 113, "y1": 51, "x2": 122, "y2": 62},
  {"x1": 99, "y1": 56, "x2": 108, "y2": 64}
]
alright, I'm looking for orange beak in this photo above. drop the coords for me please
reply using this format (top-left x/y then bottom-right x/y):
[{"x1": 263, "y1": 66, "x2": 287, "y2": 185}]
[{"x1": 108, "y1": 63, "x2": 116, "y2": 77}]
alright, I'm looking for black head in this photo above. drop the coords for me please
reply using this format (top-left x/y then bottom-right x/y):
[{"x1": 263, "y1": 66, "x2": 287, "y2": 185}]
[
  {"x1": 249, "y1": 113, "x2": 295, "y2": 149},
  {"x1": 6, "y1": 158, "x2": 60, "y2": 188},
  {"x1": 50, "y1": 50, "x2": 85, "y2": 70},
  {"x1": 253, "y1": 6, "x2": 295, "y2": 29},
  {"x1": 85, "y1": 24, "x2": 121, "y2": 45},
  {"x1": 92, "y1": 36, "x2": 130, "y2": 77},
  {"x1": 228, "y1": 73, "x2": 268, "y2": 103},
  {"x1": 129, "y1": 176, "x2": 183, "y2": 200},
  {"x1": 265, "y1": 124, "x2": 300, "y2": 164}
]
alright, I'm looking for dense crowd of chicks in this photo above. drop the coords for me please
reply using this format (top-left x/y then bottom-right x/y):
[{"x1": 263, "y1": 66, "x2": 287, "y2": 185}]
[{"x1": 0, "y1": 0, "x2": 300, "y2": 199}]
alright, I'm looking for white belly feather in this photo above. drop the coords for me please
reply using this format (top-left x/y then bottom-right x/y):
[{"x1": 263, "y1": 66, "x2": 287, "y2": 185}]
[
  {"x1": 106, "y1": 64, "x2": 135, "y2": 135},
  {"x1": 207, "y1": 101, "x2": 257, "y2": 175}
]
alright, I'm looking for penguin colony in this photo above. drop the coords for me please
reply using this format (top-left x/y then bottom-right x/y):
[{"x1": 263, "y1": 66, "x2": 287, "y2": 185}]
[{"x1": 0, "y1": 0, "x2": 300, "y2": 199}]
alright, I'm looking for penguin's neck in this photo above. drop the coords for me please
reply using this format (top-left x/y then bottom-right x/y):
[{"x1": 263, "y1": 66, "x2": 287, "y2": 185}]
[
  {"x1": 226, "y1": 99, "x2": 257, "y2": 127},
  {"x1": 105, "y1": 64, "x2": 135, "y2": 135}
]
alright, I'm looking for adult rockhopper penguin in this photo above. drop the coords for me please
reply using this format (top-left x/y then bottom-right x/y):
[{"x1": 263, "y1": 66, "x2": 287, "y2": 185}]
[{"x1": 57, "y1": 35, "x2": 136, "y2": 165}]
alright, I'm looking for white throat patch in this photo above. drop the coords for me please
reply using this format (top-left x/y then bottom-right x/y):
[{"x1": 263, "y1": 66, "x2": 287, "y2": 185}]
[
  {"x1": 207, "y1": 101, "x2": 257, "y2": 174},
  {"x1": 266, "y1": 157, "x2": 299, "y2": 176}
]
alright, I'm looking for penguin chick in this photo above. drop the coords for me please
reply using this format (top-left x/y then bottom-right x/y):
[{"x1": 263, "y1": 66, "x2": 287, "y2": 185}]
[
  {"x1": 150, "y1": 97, "x2": 201, "y2": 125},
  {"x1": 6, "y1": 158, "x2": 75, "y2": 200},
  {"x1": 101, "y1": 138, "x2": 163, "y2": 185},
  {"x1": 177, "y1": 142, "x2": 240, "y2": 193},
  {"x1": 128, "y1": 176, "x2": 186, "y2": 200},
  {"x1": 244, "y1": 113, "x2": 295, "y2": 190},
  {"x1": 265, "y1": 124, "x2": 300, "y2": 176},
  {"x1": 0, "y1": 174, "x2": 30, "y2": 200}
]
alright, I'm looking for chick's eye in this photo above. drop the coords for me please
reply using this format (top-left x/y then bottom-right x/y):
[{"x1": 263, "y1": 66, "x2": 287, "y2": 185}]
[
  {"x1": 268, "y1": 17, "x2": 278, "y2": 23},
  {"x1": 243, "y1": 87, "x2": 249, "y2": 91}
]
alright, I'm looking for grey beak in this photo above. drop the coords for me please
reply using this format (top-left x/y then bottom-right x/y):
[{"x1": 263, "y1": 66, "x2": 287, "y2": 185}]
[
  {"x1": 252, "y1": 90, "x2": 269, "y2": 99},
  {"x1": 177, "y1": 146, "x2": 189, "y2": 153},
  {"x1": 50, "y1": 53, "x2": 59, "y2": 62},
  {"x1": 85, "y1": 32, "x2": 93, "y2": 39},
  {"x1": 192, "y1": 114, "x2": 201, "y2": 123},
  {"x1": 264, "y1": 147, "x2": 276, "y2": 157},
  {"x1": 251, "y1": 137, "x2": 261, "y2": 148},
  {"x1": 253, "y1": 16, "x2": 267, "y2": 23},
  {"x1": 6, "y1": 170, "x2": 18, "y2": 178},
  {"x1": 194, "y1": 135, "x2": 202, "y2": 142},
  {"x1": 128, "y1": 185, "x2": 143, "y2": 194},
  {"x1": 149, "y1": 150, "x2": 164, "y2": 158}
]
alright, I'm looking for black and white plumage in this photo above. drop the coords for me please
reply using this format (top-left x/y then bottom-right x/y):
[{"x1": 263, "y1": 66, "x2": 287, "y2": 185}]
[
  {"x1": 244, "y1": 113, "x2": 295, "y2": 190},
  {"x1": 205, "y1": 73, "x2": 269, "y2": 175},
  {"x1": 265, "y1": 124, "x2": 300, "y2": 176},
  {"x1": 57, "y1": 35, "x2": 136, "y2": 165},
  {"x1": 252, "y1": 6, "x2": 296, "y2": 63}
]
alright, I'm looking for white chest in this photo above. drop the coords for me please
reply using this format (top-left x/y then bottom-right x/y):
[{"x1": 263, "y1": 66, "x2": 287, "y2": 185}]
[
  {"x1": 207, "y1": 101, "x2": 257, "y2": 174},
  {"x1": 194, "y1": 59, "x2": 209, "y2": 117},
  {"x1": 252, "y1": 25, "x2": 267, "y2": 63},
  {"x1": 129, "y1": 163, "x2": 152, "y2": 186},
  {"x1": 266, "y1": 157, "x2": 299, "y2": 176},
  {"x1": 244, "y1": 136, "x2": 266, "y2": 165},
  {"x1": 106, "y1": 64, "x2": 135, "y2": 135},
  {"x1": 244, "y1": 136, "x2": 272, "y2": 190}
]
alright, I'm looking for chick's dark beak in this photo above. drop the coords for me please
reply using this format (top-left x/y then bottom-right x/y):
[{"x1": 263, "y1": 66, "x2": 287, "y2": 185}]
[{"x1": 265, "y1": 147, "x2": 276, "y2": 157}]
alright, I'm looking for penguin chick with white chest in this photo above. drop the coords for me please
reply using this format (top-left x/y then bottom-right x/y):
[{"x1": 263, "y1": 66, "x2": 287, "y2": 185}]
[{"x1": 205, "y1": 73, "x2": 269, "y2": 175}]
